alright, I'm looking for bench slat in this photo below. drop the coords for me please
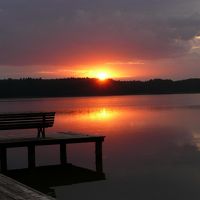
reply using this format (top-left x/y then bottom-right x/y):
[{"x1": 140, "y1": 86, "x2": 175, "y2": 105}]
[
  {"x1": 0, "y1": 112, "x2": 55, "y2": 116},
  {"x1": 0, "y1": 119, "x2": 54, "y2": 124},
  {"x1": 0, "y1": 124, "x2": 54, "y2": 130},
  {"x1": 0, "y1": 112, "x2": 55, "y2": 119},
  {"x1": 0, "y1": 122, "x2": 54, "y2": 127},
  {"x1": 0, "y1": 115, "x2": 54, "y2": 120},
  {"x1": 0, "y1": 116, "x2": 54, "y2": 119}
]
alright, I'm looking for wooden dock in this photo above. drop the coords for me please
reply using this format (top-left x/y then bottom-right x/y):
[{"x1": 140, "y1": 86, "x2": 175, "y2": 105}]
[
  {"x1": 0, "y1": 173, "x2": 55, "y2": 200},
  {"x1": 0, "y1": 112, "x2": 105, "y2": 199},
  {"x1": 0, "y1": 132, "x2": 105, "y2": 199},
  {"x1": 0, "y1": 132, "x2": 105, "y2": 172}
]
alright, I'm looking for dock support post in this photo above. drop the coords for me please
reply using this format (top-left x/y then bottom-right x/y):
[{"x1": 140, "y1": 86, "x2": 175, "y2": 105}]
[
  {"x1": 28, "y1": 145, "x2": 36, "y2": 169},
  {"x1": 60, "y1": 143, "x2": 67, "y2": 165},
  {"x1": 95, "y1": 141, "x2": 103, "y2": 173},
  {"x1": 0, "y1": 147, "x2": 7, "y2": 172}
]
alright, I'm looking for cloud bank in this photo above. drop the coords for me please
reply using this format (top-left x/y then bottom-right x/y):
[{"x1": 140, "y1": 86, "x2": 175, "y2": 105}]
[{"x1": 0, "y1": 0, "x2": 200, "y2": 67}]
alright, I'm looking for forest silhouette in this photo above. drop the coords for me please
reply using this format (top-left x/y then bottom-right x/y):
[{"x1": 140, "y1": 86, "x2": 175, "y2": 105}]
[{"x1": 1, "y1": 78, "x2": 200, "y2": 98}]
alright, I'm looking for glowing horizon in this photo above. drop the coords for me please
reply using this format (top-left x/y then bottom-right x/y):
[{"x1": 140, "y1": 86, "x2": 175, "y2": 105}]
[{"x1": 0, "y1": 0, "x2": 200, "y2": 80}]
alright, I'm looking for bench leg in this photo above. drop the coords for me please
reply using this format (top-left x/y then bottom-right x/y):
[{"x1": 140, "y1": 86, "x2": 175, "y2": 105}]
[
  {"x1": 37, "y1": 128, "x2": 41, "y2": 138},
  {"x1": 0, "y1": 147, "x2": 7, "y2": 172},
  {"x1": 28, "y1": 145, "x2": 36, "y2": 169},
  {"x1": 60, "y1": 143, "x2": 67, "y2": 165},
  {"x1": 37, "y1": 128, "x2": 45, "y2": 138},
  {"x1": 95, "y1": 141, "x2": 103, "y2": 173},
  {"x1": 42, "y1": 128, "x2": 45, "y2": 138}
]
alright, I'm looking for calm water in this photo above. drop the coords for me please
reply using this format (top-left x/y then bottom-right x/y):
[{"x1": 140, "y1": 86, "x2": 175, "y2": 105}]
[{"x1": 1, "y1": 94, "x2": 200, "y2": 200}]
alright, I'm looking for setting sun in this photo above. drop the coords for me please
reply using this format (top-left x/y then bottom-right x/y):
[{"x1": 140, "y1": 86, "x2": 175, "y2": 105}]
[
  {"x1": 85, "y1": 67, "x2": 118, "y2": 80},
  {"x1": 97, "y1": 72, "x2": 108, "y2": 81}
]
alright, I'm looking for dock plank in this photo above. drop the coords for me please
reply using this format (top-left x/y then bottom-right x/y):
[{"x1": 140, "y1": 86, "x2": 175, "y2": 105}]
[
  {"x1": 0, "y1": 174, "x2": 55, "y2": 200},
  {"x1": 0, "y1": 132, "x2": 104, "y2": 146}
]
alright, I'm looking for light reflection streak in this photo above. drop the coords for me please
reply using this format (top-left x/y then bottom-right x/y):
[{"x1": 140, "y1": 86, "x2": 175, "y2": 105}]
[
  {"x1": 87, "y1": 108, "x2": 116, "y2": 121},
  {"x1": 54, "y1": 108, "x2": 119, "y2": 134}
]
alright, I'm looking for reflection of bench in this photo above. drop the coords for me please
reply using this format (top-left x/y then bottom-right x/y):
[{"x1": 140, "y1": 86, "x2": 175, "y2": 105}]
[{"x1": 0, "y1": 112, "x2": 55, "y2": 138}]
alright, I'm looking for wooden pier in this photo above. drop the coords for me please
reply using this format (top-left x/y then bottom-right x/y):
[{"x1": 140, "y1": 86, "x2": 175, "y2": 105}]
[
  {"x1": 0, "y1": 112, "x2": 105, "y2": 199},
  {"x1": 0, "y1": 132, "x2": 105, "y2": 173},
  {"x1": 0, "y1": 173, "x2": 55, "y2": 200}
]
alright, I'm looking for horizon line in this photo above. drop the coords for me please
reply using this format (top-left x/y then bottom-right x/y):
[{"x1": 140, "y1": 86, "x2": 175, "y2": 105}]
[{"x1": 0, "y1": 77, "x2": 200, "y2": 82}]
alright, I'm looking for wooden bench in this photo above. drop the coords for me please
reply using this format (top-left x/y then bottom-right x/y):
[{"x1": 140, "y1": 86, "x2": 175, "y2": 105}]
[{"x1": 0, "y1": 112, "x2": 55, "y2": 138}]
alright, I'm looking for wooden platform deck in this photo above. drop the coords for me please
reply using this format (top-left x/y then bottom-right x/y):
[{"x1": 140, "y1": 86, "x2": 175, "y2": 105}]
[
  {"x1": 0, "y1": 173, "x2": 55, "y2": 200},
  {"x1": 0, "y1": 132, "x2": 105, "y2": 145},
  {"x1": 0, "y1": 132, "x2": 105, "y2": 173}
]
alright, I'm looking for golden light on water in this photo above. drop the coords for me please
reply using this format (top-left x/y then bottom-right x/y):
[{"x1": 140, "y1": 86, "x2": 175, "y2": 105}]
[
  {"x1": 57, "y1": 108, "x2": 118, "y2": 124},
  {"x1": 89, "y1": 108, "x2": 114, "y2": 121}
]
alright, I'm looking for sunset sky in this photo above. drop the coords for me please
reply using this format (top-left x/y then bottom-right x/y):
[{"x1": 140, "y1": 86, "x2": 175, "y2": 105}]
[{"x1": 0, "y1": 0, "x2": 200, "y2": 80}]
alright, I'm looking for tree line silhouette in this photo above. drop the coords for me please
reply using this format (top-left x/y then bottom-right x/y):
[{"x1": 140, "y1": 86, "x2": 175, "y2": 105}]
[{"x1": 0, "y1": 78, "x2": 200, "y2": 98}]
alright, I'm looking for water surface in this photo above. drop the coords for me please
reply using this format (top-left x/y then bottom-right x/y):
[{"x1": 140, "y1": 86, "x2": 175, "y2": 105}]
[{"x1": 1, "y1": 94, "x2": 200, "y2": 200}]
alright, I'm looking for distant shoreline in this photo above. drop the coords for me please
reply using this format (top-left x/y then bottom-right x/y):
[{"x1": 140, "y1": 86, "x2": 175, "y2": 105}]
[
  {"x1": 0, "y1": 78, "x2": 200, "y2": 99},
  {"x1": 0, "y1": 92, "x2": 200, "y2": 100}
]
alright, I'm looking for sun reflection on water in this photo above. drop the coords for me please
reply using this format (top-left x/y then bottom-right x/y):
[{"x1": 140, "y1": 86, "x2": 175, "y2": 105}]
[
  {"x1": 54, "y1": 108, "x2": 119, "y2": 133},
  {"x1": 88, "y1": 108, "x2": 115, "y2": 121}
]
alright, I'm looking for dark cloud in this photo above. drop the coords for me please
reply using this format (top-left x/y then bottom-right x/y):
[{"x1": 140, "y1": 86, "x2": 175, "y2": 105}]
[{"x1": 0, "y1": 0, "x2": 200, "y2": 66}]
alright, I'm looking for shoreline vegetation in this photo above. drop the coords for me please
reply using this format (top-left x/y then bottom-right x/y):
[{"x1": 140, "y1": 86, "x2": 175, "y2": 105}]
[{"x1": 0, "y1": 78, "x2": 200, "y2": 98}]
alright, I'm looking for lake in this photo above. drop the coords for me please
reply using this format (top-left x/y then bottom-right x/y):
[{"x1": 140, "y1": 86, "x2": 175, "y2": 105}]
[{"x1": 1, "y1": 94, "x2": 200, "y2": 200}]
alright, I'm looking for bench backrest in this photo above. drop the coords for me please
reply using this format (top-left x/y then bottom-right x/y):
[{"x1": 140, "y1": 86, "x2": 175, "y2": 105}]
[{"x1": 0, "y1": 112, "x2": 55, "y2": 131}]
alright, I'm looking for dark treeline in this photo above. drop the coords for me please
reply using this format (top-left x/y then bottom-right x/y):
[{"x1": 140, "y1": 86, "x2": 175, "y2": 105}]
[{"x1": 1, "y1": 78, "x2": 200, "y2": 98}]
